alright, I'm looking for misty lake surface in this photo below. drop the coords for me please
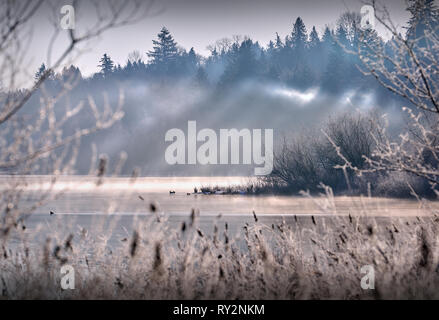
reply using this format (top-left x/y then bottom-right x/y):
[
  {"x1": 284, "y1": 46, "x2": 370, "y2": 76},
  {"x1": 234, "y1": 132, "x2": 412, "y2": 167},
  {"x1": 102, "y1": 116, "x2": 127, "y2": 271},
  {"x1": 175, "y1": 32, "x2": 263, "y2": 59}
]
[
  {"x1": 2, "y1": 175, "x2": 437, "y2": 248},
  {"x1": 2, "y1": 175, "x2": 434, "y2": 216},
  {"x1": 0, "y1": 176, "x2": 437, "y2": 216}
]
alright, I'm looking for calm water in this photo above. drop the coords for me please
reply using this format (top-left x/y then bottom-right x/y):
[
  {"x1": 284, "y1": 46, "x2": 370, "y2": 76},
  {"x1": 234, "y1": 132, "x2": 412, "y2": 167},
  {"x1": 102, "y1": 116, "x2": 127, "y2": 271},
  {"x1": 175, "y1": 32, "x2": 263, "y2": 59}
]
[
  {"x1": 2, "y1": 175, "x2": 433, "y2": 216},
  {"x1": 2, "y1": 175, "x2": 437, "y2": 249}
]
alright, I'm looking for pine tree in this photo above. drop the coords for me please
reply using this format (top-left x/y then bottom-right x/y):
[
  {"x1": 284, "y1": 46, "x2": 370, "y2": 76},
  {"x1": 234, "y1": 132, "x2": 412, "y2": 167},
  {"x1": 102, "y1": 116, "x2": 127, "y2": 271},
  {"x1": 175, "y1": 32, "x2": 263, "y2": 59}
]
[
  {"x1": 267, "y1": 40, "x2": 275, "y2": 51},
  {"x1": 309, "y1": 26, "x2": 320, "y2": 48},
  {"x1": 406, "y1": 0, "x2": 439, "y2": 46},
  {"x1": 275, "y1": 32, "x2": 283, "y2": 51},
  {"x1": 35, "y1": 63, "x2": 47, "y2": 81},
  {"x1": 186, "y1": 47, "x2": 198, "y2": 73},
  {"x1": 34, "y1": 63, "x2": 54, "y2": 82},
  {"x1": 286, "y1": 17, "x2": 308, "y2": 49},
  {"x1": 98, "y1": 53, "x2": 114, "y2": 76},
  {"x1": 322, "y1": 26, "x2": 333, "y2": 47},
  {"x1": 323, "y1": 24, "x2": 351, "y2": 92},
  {"x1": 147, "y1": 27, "x2": 179, "y2": 67},
  {"x1": 220, "y1": 39, "x2": 259, "y2": 86},
  {"x1": 61, "y1": 65, "x2": 82, "y2": 82}
]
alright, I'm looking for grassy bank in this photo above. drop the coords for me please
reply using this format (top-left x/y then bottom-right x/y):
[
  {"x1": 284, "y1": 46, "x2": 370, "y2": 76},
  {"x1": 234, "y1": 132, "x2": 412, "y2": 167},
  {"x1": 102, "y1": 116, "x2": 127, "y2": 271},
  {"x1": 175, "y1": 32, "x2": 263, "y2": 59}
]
[{"x1": 1, "y1": 194, "x2": 439, "y2": 299}]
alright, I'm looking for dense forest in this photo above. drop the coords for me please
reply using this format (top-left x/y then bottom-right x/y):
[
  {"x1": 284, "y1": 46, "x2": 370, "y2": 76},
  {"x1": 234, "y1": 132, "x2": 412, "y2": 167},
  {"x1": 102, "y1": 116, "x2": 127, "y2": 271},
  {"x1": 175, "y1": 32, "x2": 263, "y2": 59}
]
[{"x1": 34, "y1": 13, "x2": 386, "y2": 94}]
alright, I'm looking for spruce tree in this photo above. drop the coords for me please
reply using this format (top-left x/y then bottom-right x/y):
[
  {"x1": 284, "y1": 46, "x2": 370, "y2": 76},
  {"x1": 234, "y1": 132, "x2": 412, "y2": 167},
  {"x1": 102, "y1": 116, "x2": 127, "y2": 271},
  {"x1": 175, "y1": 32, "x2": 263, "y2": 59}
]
[
  {"x1": 34, "y1": 63, "x2": 47, "y2": 81},
  {"x1": 98, "y1": 53, "x2": 114, "y2": 76},
  {"x1": 147, "y1": 27, "x2": 179, "y2": 67},
  {"x1": 309, "y1": 26, "x2": 320, "y2": 48},
  {"x1": 34, "y1": 63, "x2": 55, "y2": 82},
  {"x1": 287, "y1": 17, "x2": 308, "y2": 49}
]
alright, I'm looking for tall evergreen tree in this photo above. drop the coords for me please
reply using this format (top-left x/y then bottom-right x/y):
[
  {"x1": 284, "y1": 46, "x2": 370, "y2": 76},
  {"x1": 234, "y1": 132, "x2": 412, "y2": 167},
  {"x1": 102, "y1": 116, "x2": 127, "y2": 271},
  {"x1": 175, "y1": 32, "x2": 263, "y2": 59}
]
[
  {"x1": 220, "y1": 39, "x2": 259, "y2": 86},
  {"x1": 34, "y1": 63, "x2": 54, "y2": 82},
  {"x1": 98, "y1": 53, "x2": 114, "y2": 76},
  {"x1": 35, "y1": 63, "x2": 47, "y2": 81},
  {"x1": 186, "y1": 47, "x2": 198, "y2": 73},
  {"x1": 309, "y1": 26, "x2": 320, "y2": 48},
  {"x1": 286, "y1": 17, "x2": 308, "y2": 49},
  {"x1": 275, "y1": 32, "x2": 283, "y2": 50},
  {"x1": 147, "y1": 27, "x2": 179, "y2": 68},
  {"x1": 323, "y1": 24, "x2": 351, "y2": 91}
]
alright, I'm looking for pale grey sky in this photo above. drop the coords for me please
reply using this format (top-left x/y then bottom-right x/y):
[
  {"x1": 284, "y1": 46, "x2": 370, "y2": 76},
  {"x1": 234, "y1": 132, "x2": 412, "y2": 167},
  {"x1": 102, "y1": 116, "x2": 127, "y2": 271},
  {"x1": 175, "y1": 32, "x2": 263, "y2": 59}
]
[{"x1": 26, "y1": 0, "x2": 411, "y2": 81}]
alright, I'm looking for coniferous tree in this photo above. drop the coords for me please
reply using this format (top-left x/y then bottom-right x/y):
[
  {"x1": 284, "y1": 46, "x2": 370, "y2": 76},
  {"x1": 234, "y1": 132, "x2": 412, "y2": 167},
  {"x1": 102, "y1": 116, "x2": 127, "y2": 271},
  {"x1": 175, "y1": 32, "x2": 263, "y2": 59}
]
[
  {"x1": 35, "y1": 63, "x2": 46, "y2": 81},
  {"x1": 220, "y1": 39, "x2": 259, "y2": 86},
  {"x1": 147, "y1": 27, "x2": 179, "y2": 74},
  {"x1": 274, "y1": 32, "x2": 283, "y2": 51},
  {"x1": 308, "y1": 26, "x2": 320, "y2": 48},
  {"x1": 185, "y1": 47, "x2": 198, "y2": 74},
  {"x1": 61, "y1": 65, "x2": 82, "y2": 83},
  {"x1": 323, "y1": 24, "x2": 350, "y2": 91},
  {"x1": 34, "y1": 63, "x2": 54, "y2": 82},
  {"x1": 287, "y1": 17, "x2": 308, "y2": 50}
]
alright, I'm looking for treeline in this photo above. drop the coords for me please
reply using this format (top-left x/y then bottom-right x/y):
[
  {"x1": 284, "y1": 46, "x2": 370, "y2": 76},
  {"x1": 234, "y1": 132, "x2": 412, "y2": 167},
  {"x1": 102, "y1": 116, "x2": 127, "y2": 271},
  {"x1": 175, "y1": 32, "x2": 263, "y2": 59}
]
[{"x1": 31, "y1": 11, "x2": 388, "y2": 95}]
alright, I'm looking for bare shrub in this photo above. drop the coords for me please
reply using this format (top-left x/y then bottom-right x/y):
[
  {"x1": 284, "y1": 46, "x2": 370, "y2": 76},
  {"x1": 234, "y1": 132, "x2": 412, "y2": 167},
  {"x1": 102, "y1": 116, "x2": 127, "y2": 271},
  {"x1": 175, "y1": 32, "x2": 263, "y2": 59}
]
[{"x1": 268, "y1": 111, "x2": 381, "y2": 194}]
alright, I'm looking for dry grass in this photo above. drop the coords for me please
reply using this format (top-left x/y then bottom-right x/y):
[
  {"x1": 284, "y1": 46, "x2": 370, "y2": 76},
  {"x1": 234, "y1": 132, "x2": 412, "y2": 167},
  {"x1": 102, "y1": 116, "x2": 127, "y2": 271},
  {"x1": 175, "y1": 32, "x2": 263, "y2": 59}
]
[{"x1": 1, "y1": 186, "x2": 439, "y2": 300}]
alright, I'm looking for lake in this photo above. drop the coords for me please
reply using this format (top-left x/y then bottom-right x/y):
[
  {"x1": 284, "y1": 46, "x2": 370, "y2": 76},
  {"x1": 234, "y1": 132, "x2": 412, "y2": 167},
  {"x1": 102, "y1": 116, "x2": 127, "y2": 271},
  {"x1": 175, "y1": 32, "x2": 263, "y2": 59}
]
[{"x1": 2, "y1": 175, "x2": 437, "y2": 249}]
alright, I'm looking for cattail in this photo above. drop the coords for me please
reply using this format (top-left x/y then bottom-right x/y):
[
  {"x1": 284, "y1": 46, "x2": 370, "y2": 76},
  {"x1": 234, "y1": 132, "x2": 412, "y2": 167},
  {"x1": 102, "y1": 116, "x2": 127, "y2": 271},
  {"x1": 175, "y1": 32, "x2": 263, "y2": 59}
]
[
  {"x1": 190, "y1": 209, "x2": 196, "y2": 227},
  {"x1": 181, "y1": 222, "x2": 186, "y2": 232},
  {"x1": 311, "y1": 215, "x2": 316, "y2": 225},
  {"x1": 150, "y1": 202, "x2": 156, "y2": 212},
  {"x1": 138, "y1": 195, "x2": 144, "y2": 201},
  {"x1": 252, "y1": 211, "x2": 258, "y2": 223},
  {"x1": 130, "y1": 167, "x2": 140, "y2": 183},
  {"x1": 43, "y1": 237, "x2": 50, "y2": 268},
  {"x1": 97, "y1": 156, "x2": 107, "y2": 177},
  {"x1": 419, "y1": 228, "x2": 430, "y2": 268},
  {"x1": 197, "y1": 229, "x2": 204, "y2": 237},
  {"x1": 130, "y1": 230, "x2": 139, "y2": 257},
  {"x1": 219, "y1": 266, "x2": 225, "y2": 278},
  {"x1": 153, "y1": 242, "x2": 162, "y2": 271}
]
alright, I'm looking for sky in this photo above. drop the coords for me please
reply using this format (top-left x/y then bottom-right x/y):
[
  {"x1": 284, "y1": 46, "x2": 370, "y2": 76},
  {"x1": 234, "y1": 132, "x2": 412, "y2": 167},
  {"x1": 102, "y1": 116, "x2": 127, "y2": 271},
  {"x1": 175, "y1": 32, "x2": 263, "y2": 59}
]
[{"x1": 25, "y1": 0, "x2": 411, "y2": 81}]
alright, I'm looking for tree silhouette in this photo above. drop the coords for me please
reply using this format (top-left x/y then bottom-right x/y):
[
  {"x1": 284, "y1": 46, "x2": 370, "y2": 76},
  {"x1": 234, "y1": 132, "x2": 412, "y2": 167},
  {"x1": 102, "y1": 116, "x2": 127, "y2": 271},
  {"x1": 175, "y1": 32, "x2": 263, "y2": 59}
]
[
  {"x1": 147, "y1": 27, "x2": 179, "y2": 73},
  {"x1": 98, "y1": 53, "x2": 115, "y2": 76}
]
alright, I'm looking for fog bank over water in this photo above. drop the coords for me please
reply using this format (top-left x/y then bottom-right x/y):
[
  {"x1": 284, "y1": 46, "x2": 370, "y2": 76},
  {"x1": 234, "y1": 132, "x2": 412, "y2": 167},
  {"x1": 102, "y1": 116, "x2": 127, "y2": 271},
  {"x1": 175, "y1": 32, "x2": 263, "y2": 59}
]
[{"x1": 67, "y1": 79, "x2": 406, "y2": 176}]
